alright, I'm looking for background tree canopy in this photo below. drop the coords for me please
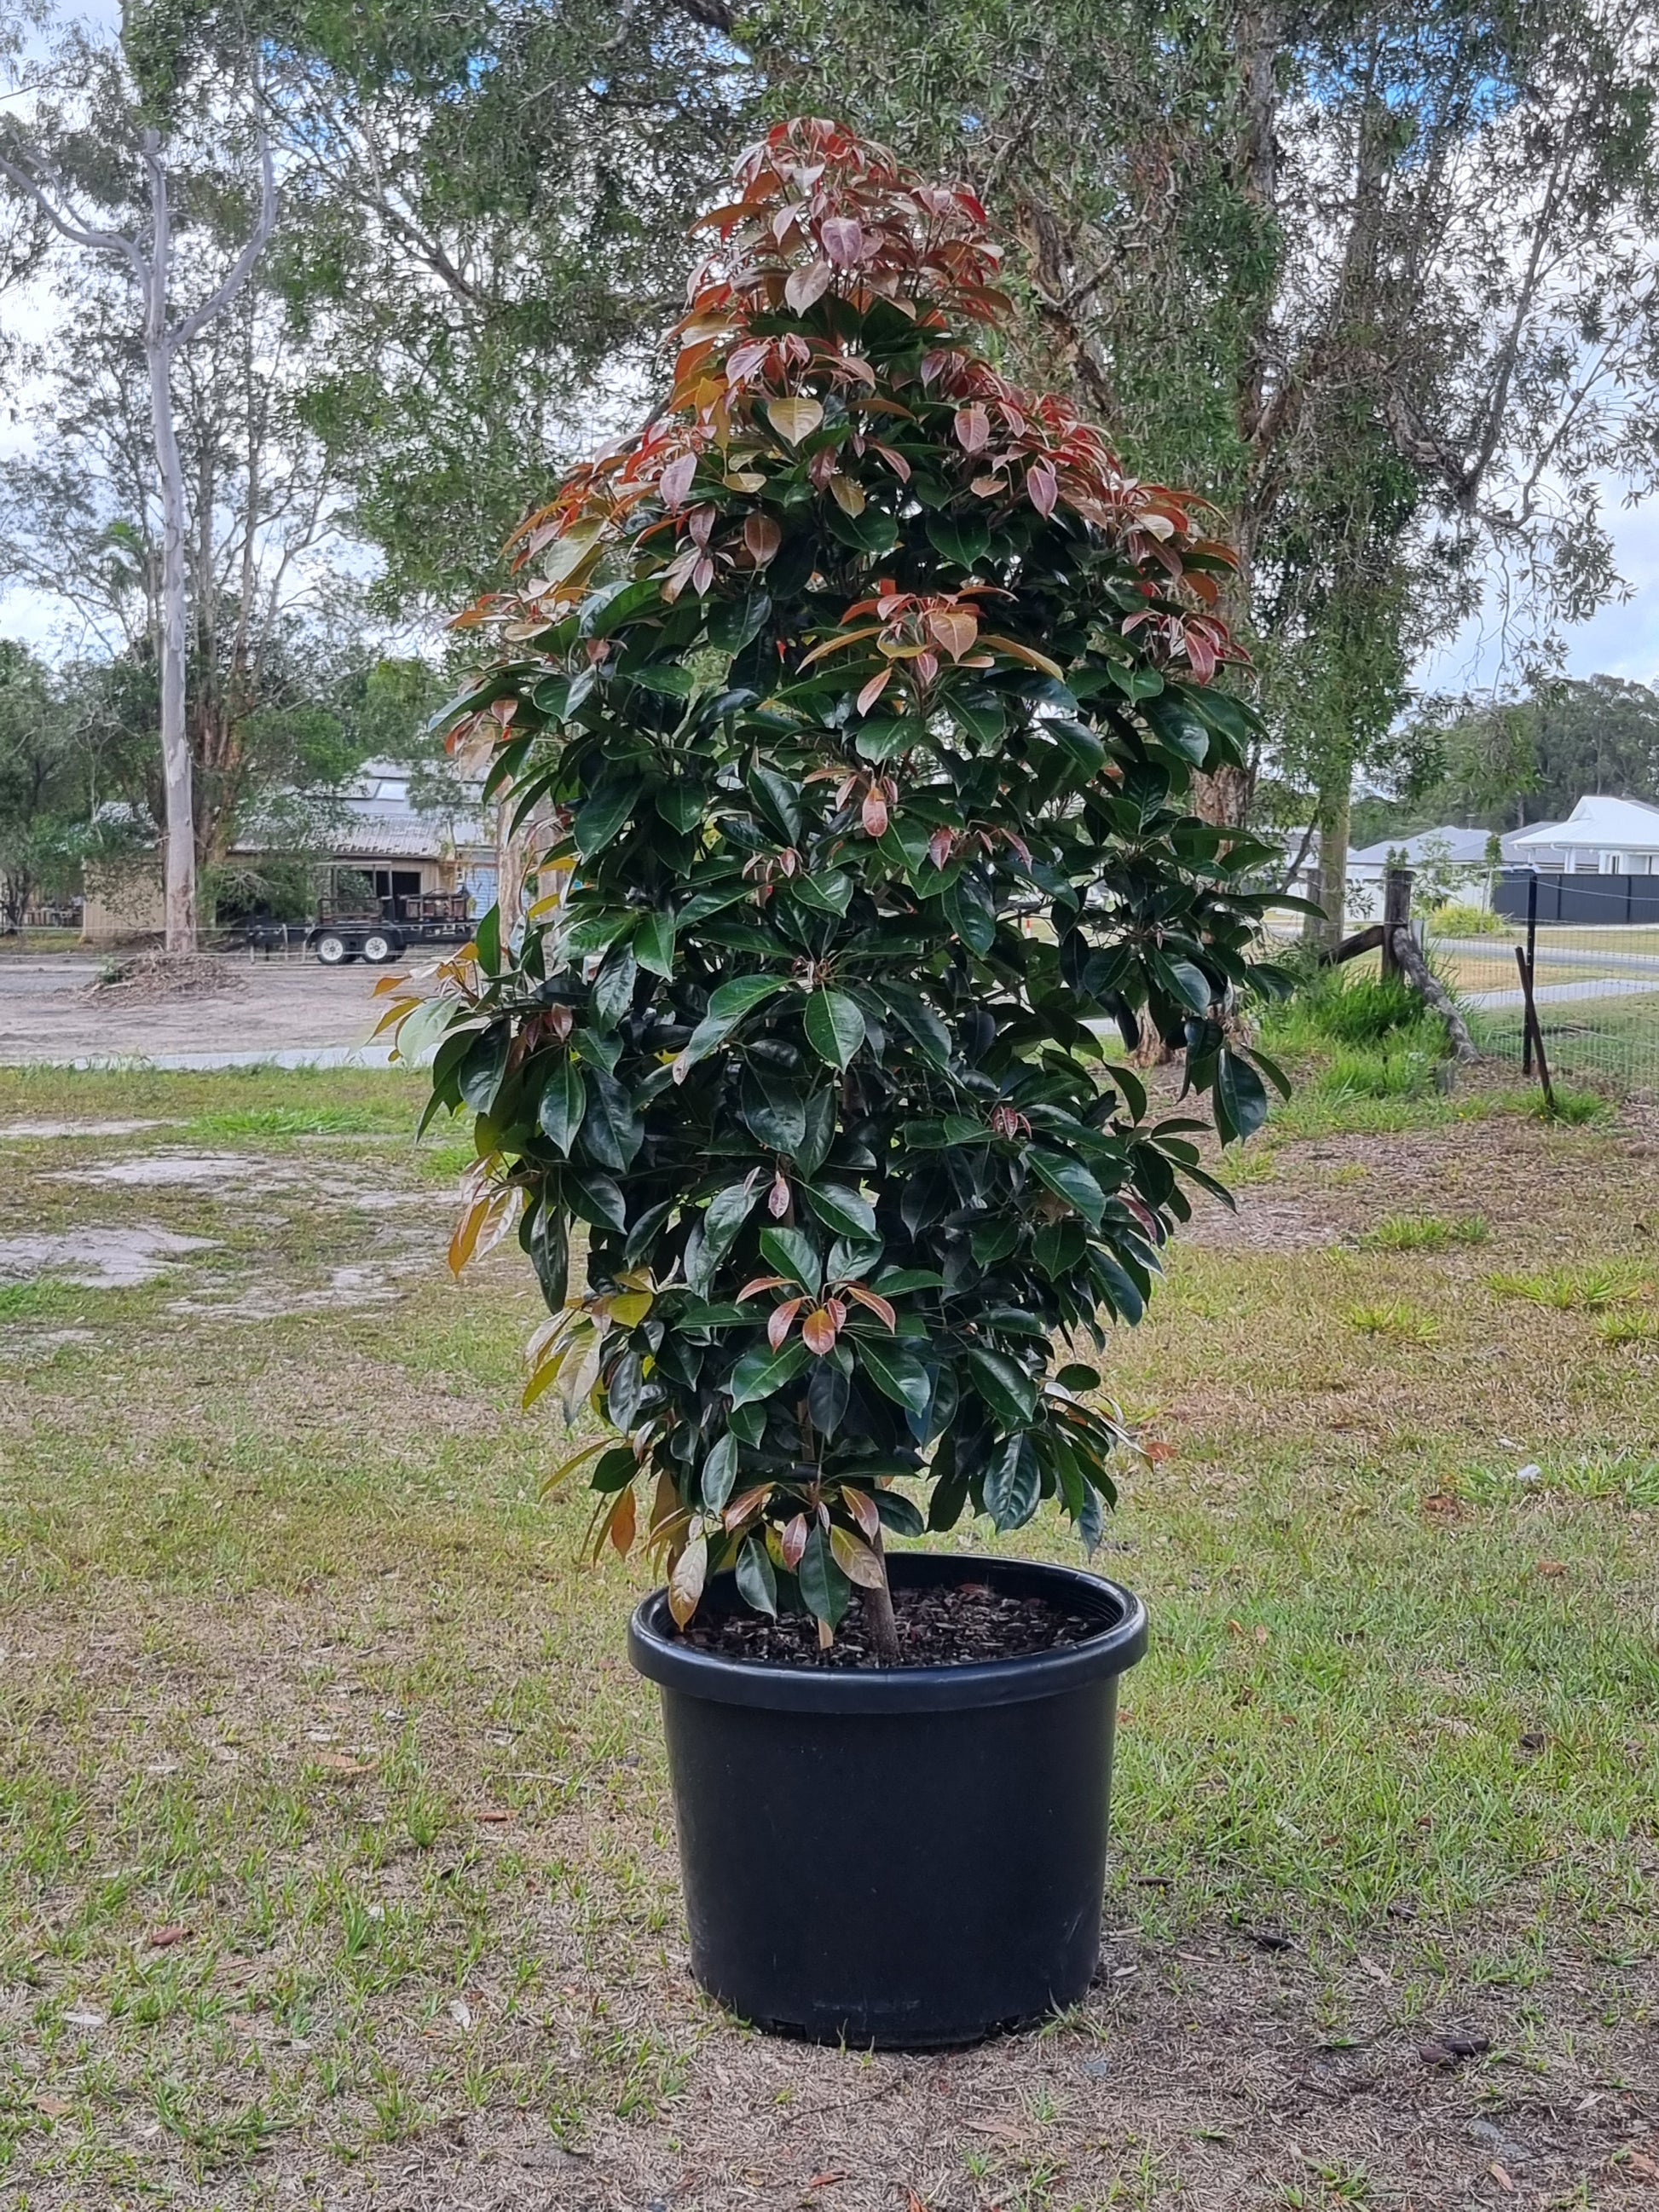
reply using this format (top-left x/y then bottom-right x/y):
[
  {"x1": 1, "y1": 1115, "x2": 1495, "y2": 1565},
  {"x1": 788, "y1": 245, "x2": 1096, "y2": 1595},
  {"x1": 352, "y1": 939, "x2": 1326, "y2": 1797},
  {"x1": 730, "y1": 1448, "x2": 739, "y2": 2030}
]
[
  {"x1": 3, "y1": 0, "x2": 1657, "y2": 933},
  {"x1": 1353, "y1": 674, "x2": 1659, "y2": 844}
]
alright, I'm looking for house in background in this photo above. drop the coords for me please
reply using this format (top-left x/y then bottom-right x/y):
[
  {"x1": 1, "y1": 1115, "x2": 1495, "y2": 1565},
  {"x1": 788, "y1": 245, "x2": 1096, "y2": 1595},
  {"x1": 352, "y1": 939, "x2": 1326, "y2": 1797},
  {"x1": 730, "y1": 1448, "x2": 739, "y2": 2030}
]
[
  {"x1": 313, "y1": 759, "x2": 497, "y2": 916},
  {"x1": 1506, "y1": 793, "x2": 1659, "y2": 875},
  {"x1": 1341, "y1": 823, "x2": 1550, "y2": 915},
  {"x1": 81, "y1": 759, "x2": 497, "y2": 945}
]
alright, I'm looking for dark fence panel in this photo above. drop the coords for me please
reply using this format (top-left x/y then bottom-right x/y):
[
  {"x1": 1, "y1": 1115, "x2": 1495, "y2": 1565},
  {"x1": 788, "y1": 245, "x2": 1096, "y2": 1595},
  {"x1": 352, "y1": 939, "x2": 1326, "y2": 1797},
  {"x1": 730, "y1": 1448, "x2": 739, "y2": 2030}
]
[{"x1": 1495, "y1": 869, "x2": 1659, "y2": 925}]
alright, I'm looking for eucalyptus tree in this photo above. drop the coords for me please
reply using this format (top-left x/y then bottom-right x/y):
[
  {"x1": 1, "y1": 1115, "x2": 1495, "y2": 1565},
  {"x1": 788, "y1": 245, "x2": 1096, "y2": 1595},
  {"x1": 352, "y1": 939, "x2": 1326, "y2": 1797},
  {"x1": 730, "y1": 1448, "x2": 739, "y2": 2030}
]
[
  {"x1": 0, "y1": 12, "x2": 276, "y2": 948},
  {"x1": 772, "y1": 0, "x2": 1659, "y2": 938},
  {"x1": 260, "y1": 0, "x2": 749, "y2": 614}
]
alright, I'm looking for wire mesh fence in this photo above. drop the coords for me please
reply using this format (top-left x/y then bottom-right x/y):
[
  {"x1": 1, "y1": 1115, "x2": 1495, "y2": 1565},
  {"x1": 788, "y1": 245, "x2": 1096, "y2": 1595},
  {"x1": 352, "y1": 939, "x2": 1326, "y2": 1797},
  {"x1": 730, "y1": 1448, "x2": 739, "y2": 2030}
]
[{"x1": 1425, "y1": 869, "x2": 1659, "y2": 1096}]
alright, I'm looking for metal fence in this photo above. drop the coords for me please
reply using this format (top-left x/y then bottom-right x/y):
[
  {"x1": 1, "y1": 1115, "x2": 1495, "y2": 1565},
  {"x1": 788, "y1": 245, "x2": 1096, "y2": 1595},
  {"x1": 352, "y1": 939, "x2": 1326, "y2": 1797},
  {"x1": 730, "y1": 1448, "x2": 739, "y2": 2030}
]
[{"x1": 1425, "y1": 869, "x2": 1659, "y2": 1096}]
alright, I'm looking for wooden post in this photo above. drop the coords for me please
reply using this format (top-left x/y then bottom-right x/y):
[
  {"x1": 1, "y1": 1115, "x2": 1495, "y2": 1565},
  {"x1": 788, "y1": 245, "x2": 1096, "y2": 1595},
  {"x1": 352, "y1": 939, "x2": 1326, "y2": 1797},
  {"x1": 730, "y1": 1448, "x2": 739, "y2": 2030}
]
[
  {"x1": 1523, "y1": 870, "x2": 1539, "y2": 1076},
  {"x1": 1513, "y1": 944, "x2": 1557, "y2": 1115},
  {"x1": 1381, "y1": 864, "x2": 1413, "y2": 978}
]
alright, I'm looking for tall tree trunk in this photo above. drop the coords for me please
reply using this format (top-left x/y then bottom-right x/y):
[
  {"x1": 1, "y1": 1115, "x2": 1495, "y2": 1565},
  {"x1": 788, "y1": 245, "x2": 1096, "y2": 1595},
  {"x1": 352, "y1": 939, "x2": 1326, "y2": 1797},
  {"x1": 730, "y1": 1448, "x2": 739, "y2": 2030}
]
[
  {"x1": 142, "y1": 135, "x2": 197, "y2": 954},
  {"x1": 1304, "y1": 772, "x2": 1352, "y2": 955}
]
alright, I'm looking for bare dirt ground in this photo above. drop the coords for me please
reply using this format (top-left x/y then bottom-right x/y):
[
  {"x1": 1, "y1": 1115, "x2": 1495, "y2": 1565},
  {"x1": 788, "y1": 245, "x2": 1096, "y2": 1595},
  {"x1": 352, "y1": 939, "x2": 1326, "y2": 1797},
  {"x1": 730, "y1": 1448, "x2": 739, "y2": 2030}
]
[{"x1": 0, "y1": 956, "x2": 389, "y2": 1064}]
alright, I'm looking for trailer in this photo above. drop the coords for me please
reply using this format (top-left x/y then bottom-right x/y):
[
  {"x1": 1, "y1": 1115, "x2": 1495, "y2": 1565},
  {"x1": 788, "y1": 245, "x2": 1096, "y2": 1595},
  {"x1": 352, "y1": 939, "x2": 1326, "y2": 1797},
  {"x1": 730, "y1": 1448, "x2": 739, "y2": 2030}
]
[{"x1": 303, "y1": 892, "x2": 475, "y2": 966}]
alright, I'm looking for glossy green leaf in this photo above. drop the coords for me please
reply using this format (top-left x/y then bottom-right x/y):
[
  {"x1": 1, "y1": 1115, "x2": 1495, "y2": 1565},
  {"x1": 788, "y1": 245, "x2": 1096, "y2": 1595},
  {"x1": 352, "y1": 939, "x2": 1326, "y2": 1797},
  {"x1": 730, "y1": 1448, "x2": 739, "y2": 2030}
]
[
  {"x1": 727, "y1": 1337, "x2": 812, "y2": 1407},
  {"x1": 561, "y1": 1166, "x2": 627, "y2": 1233},
  {"x1": 797, "y1": 1522, "x2": 851, "y2": 1626},
  {"x1": 1217, "y1": 1049, "x2": 1270, "y2": 1142},
  {"x1": 803, "y1": 1182, "x2": 877, "y2": 1241},
  {"x1": 759, "y1": 1225, "x2": 821, "y2": 1292},
  {"x1": 736, "y1": 1533, "x2": 777, "y2": 1616},
  {"x1": 984, "y1": 1435, "x2": 1041, "y2": 1531},
  {"x1": 581, "y1": 1066, "x2": 643, "y2": 1170},
  {"x1": 804, "y1": 987, "x2": 865, "y2": 1069},
  {"x1": 700, "y1": 1432, "x2": 739, "y2": 1512},
  {"x1": 1026, "y1": 1147, "x2": 1107, "y2": 1225},
  {"x1": 536, "y1": 1054, "x2": 586, "y2": 1154},
  {"x1": 925, "y1": 516, "x2": 991, "y2": 568},
  {"x1": 573, "y1": 778, "x2": 640, "y2": 858},
  {"x1": 964, "y1": 1347, "x2": 1037, "y2": 1429},
  {"x1": 858, "y1": 1339, "x2": 931, "y2": 1417},
  {"x1": 633, "y1": 910, "x2": 676, "y2": 977}
]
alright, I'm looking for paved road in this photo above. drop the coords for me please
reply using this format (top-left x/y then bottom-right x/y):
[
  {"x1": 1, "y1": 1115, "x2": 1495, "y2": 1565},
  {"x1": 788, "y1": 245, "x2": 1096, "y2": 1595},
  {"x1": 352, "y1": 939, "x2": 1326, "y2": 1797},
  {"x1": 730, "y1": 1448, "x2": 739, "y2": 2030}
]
[
  {"x1": 0, "y1": 955, "x2": 404, "y2": 1066},
  {"x1": 1464, "y1": 975, "x2": 1659, "y2": 1011}
]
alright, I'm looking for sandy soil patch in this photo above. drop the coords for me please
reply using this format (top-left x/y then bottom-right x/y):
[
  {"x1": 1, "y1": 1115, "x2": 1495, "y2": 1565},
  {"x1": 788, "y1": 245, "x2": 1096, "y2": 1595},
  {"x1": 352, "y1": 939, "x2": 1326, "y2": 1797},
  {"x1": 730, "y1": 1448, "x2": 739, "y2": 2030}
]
[
  {"x1": 0, "y1": 1226, "x2": 218, "y2": 1286},
  {"x1": 0, "y1": 1118, "x2": 180, "y2": 1141}
]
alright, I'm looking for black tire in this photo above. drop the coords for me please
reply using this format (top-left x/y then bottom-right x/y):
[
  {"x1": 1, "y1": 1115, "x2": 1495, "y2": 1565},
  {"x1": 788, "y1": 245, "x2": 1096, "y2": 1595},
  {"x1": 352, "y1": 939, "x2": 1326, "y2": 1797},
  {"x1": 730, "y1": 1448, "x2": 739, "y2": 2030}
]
[
  {"x1": 361, "y1": 932, "x2": 396, "y2": 964},
  {"x1": 314, "y1": 933, "x2": 354, "y2": 966}
]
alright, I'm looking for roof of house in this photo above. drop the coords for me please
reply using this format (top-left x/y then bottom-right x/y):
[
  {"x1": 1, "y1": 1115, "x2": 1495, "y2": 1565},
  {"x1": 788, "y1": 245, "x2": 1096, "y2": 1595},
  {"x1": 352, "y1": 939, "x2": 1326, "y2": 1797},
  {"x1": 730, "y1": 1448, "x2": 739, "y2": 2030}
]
[
  {"x1": 1508, "y1": 794, "x2": 1659, "y2": 851},
  {"x1": 232, "y1": 759, "x2": 492, "y2": 862},
  {"x1": 1350, "y1": 824, "x2": 1495, "y2": 865}
]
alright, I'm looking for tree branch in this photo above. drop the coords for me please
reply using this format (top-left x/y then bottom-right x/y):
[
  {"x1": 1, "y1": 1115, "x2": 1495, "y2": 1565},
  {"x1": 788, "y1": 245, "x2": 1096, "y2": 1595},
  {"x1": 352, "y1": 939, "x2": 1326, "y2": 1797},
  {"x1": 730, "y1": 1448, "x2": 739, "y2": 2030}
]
[
  {"x1": 166, "y1": 125, "x2": 276, "y2": 353},
  {"x1": 0, "y1": 145, "x2": 144, "y2": 275}
]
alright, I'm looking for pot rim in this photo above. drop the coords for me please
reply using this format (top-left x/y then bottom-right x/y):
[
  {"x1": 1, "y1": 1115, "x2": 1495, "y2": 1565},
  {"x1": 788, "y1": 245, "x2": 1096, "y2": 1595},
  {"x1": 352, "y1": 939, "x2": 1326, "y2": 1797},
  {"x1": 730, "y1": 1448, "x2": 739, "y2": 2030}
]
[{"x1": 627, "y1": 1551, "x2": 1147, "y2": 1713}]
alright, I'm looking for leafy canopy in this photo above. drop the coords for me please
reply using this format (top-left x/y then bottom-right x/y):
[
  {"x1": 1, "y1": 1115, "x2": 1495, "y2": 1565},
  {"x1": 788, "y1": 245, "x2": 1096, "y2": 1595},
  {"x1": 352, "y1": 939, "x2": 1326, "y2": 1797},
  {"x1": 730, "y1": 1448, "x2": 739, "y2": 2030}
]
[{"x1": 397, "y1": 118, "x2": 1297, "y2": 1642}]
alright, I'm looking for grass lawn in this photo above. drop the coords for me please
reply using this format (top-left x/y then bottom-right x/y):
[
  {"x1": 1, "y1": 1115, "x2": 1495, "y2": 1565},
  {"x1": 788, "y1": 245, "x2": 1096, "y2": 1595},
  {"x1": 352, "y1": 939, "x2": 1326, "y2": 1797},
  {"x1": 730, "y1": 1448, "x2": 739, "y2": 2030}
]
[{"x1": 2, "y1": 1054, "x2": 1658, "y2": 2209}]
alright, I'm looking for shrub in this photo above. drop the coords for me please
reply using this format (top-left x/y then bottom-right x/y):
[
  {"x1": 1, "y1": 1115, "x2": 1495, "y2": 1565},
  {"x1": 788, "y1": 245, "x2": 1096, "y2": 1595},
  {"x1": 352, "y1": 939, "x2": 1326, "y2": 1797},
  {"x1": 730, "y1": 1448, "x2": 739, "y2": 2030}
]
[
  {"x1": 393, "y1": 120, "x2": 1292, "y2": 1653},
  {"x1": 1429, "y1": 899, "x2": 1505, "y2": 937}
]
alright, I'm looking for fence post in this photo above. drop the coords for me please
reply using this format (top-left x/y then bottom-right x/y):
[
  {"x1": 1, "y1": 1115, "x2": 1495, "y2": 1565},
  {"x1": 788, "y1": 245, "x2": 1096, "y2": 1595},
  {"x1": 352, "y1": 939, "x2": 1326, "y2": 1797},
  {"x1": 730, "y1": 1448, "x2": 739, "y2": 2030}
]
[
  {"x1": 1382, "y1": 864, "x2": 1413, "y2": 978},
  {"x1": 1523, "y1": 871, "x2": 1538, "y2": 1075}
]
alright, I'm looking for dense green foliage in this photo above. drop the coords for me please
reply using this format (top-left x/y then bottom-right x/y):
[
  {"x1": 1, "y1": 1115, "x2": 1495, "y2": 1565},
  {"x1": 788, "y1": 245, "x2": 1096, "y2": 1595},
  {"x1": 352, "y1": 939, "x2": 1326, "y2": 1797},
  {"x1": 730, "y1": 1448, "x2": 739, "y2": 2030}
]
[{"x1": 402, "y1": 124, "x2": 1297, "y2": 1641}]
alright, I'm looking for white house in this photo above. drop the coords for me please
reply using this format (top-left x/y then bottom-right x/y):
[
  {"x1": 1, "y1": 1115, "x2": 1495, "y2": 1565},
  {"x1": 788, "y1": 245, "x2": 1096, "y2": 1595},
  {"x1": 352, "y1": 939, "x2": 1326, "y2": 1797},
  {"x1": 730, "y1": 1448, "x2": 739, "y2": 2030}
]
[
  {"x1": 1345, "y1": 824, "x2": 1519, "y2": 914},
  {"x1": 1506, "y1": 794, "x2": 1659, "y2": 875}
]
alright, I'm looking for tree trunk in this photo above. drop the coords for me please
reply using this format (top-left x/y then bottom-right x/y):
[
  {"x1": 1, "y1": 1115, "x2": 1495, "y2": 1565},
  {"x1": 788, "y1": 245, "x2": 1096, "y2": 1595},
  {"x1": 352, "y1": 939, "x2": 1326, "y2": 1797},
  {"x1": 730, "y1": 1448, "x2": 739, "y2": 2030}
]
[
  {"x1": 142, "y1": 136, "x2": 197, "y2": 954},
  {"x1": 863, "y1": 1524, "x2": 901, "y2": 1666},
  {"x1": 1304, "y1": 774, "x2": 1351, "y2": 956},
  {"x1": 1193, "y1": 761, "x2": 1251, "y2": 827}
]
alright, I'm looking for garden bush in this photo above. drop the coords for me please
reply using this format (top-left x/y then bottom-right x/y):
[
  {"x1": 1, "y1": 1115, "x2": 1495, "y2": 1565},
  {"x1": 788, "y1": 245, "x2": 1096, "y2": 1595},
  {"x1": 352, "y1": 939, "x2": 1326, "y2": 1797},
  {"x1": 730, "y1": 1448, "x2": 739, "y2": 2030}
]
[{"x1": 392, "y1": 119, "x2": 1294, "y2": 1651}]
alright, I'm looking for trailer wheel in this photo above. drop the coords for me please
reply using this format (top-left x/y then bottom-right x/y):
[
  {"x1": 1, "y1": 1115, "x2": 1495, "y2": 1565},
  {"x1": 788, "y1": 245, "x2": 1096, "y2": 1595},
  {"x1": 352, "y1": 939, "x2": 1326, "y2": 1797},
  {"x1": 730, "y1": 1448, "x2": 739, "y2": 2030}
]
[
  {"x1": 361, "y1": 932, "x2": 396, "y2": 964},
  {"x1": 314, "y1": 932, "x2": 353, "y2": 966}
]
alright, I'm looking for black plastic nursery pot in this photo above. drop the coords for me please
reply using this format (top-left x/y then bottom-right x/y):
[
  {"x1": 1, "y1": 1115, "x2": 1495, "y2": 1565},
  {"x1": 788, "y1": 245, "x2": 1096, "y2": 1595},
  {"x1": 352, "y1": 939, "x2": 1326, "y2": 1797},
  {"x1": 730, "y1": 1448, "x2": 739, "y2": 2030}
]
[{"x1": 627, "y1": 1551, "x2": 1147, "y2": 2047}]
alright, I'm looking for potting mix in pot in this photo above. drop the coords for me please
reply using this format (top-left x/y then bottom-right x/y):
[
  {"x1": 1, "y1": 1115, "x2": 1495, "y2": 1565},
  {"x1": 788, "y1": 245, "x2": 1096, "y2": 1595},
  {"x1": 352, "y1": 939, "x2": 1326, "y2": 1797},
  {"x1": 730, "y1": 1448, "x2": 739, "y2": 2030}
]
[{"x1": 393, "y1": 117, "x2": 1295, "y2": 2042}]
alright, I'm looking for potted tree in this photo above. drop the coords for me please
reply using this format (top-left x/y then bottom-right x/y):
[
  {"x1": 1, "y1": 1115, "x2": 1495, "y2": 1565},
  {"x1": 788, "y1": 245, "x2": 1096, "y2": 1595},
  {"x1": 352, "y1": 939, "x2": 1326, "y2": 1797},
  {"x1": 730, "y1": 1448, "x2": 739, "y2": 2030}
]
[{"x1": 392, "y1": 118, "x2": 1292, "y2": 2046}]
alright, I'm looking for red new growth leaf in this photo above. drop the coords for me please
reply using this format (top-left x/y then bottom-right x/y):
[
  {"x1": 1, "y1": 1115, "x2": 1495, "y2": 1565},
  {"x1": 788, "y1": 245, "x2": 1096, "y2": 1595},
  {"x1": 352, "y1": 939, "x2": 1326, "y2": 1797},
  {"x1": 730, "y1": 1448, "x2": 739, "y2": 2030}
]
[
  {"x1": 821, "y1": 215, "x2": 865, "y2": 266},
  {"x1": 801, "y1": 1305, "x2": 841, "y2": 1355},
  {"x1": 927, "y1": 605, "x2": 979, "y2": 660},
  {"x1": 785, "y1": 259, "x2": 833, "y2": 312},
  {"x1": 768, "y1": 1297, "x2": 805, "y2": 1350},
  {"x1": 842, "y1": 1285, "x2": 897, "y2": 1330},
  {"x1": 747, "y1": 508, "x2": 787, "y2": 562},
  {"x1": 659, "y1": 451, "x2": 697, "y2": 506},
  {"x1": 843, "y1": 1487, "x2": 882, "y2": 1540},
  {"x1": 954, "y1": 403, "x2": 991, "y2": 453}
]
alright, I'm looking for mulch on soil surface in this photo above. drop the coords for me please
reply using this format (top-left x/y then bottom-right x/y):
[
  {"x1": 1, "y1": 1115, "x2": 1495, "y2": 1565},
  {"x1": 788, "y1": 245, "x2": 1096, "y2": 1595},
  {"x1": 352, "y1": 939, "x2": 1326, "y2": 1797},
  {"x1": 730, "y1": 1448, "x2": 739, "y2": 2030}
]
[{"x1": 677, "y1": 1580, "x2": 1101, "y2": 1667}]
